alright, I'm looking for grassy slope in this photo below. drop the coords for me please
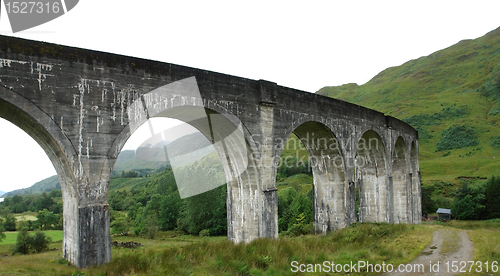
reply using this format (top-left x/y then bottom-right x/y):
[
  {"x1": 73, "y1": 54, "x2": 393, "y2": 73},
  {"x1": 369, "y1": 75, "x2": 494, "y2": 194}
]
[{"x1": 317, "y1": 27, "x2": 500, "y2": 184}]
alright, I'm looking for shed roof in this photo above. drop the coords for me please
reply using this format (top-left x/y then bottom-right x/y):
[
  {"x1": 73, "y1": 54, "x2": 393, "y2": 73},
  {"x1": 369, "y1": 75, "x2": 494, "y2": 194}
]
[{"x1": 437, "y1": 208, "x2": 451, "y2": 214}]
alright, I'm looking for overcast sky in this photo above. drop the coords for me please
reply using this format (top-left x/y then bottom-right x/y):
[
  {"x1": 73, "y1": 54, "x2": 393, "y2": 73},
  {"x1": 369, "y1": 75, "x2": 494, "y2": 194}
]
[{"x1": 1, "y1": 0, "x2": 500, "y2": 193}]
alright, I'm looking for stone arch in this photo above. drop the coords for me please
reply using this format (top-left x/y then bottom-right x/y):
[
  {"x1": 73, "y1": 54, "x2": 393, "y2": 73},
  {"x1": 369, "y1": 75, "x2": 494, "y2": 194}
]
[
  {"x1": 392, "y1": 136, "x2": 408, "y2": 223},
  {"x1": 355, "y1": 130, "x2": 389, "y2": 223},
  {"x1": 279, "y1": 121, "x2": 347, "y2": 233},
  {"x1": 0, "y1": 87, "x2": 83, "y2": 265},
  {"x1": 410, "y1": 141, "x2": 421, "y2": 223},
  {"x1": 113, "y1": 80, "x2": 265, "y2": 243}
]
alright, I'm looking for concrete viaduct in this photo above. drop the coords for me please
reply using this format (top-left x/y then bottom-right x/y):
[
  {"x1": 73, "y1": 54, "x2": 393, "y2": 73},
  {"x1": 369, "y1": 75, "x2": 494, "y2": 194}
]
[{"x1": 0, "y1": 35, "x2": 421, "y2": 268}]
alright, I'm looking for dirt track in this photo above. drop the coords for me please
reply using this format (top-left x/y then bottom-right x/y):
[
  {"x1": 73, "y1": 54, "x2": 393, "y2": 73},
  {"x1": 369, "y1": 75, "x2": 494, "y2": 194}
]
[{"x1": 383, "y1": 229, "x2": 474, "y2": 276}]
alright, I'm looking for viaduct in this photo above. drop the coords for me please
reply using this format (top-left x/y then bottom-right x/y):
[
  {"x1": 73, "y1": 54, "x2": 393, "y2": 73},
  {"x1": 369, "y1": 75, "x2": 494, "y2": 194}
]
[{"x1": 0, "y1": 36, "x2": 421, "y2": 268}]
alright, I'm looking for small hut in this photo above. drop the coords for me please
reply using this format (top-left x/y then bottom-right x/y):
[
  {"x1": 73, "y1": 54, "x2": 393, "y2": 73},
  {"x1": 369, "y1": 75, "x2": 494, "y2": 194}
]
[{"x1": 436, "y1": 208, "x2": 452, "y2": 221}]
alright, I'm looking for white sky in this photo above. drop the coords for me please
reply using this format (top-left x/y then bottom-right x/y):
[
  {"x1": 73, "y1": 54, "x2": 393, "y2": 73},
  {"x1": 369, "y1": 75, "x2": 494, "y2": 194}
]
[{"x1": 0, "y1": 0, "x2": 500, "y2": 193}]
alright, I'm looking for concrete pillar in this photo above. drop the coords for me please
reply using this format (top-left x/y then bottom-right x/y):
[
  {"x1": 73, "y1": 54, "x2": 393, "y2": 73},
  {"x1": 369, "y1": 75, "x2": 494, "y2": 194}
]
[
  {"x1": 62, "y1": 158, "x2": 113, "y2": 268},
  {"x1": 76, "y1": 204, "x2": 111, "y2": 267},
  {"x1": 345, "y1": 180, "x2": 357, "y2": 224},
  {"x1": 415, "y1": 171, "x2": 422, "y2": 223},
  {"x1": 63, "y1": 195, "x2": 110, "y2": 268},
  {"x1": 387, "y1": 176, "x2": 394, "y2": 223},
  {"x1": 257, "y1": 80, "x2": 278, "y2": 239}
]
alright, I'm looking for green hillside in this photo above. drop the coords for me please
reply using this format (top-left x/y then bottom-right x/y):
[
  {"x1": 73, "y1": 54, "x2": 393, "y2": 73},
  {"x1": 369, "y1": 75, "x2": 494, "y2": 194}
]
[
  {"x1": 317, "y1": 26, "x2": 500, "y2": 184},
  {"x1": 113, "y1": 149, "x2": 167, "y2": 176},
  {"x1": 2, "y1": 175, "x2": 60, "y2": 198}
]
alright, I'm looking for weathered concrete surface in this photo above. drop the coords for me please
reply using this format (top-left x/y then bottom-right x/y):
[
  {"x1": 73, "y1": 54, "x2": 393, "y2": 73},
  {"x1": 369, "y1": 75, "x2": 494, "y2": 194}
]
[{"x1": 0, "y1": 35, "x2": 421, "y2": 268}]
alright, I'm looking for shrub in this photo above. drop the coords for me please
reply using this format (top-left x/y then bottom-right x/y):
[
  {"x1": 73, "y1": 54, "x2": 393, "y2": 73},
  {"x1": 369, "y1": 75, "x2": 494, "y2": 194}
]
[
  {"x1": 199, "y1": 229, "x2": 210, "y2": 237},
  {"x1": 13, "y1": 228, "x2": 52, "y2": 254},
  {"x1": 490, "y1": 136, "x2": 500, "y2": 149},
  {"x1": 31, "y1": 231, "x2": 51, "y2": 253},
  {"x1": 436, "y1": 125, "x2": 478, "y2": 151}
]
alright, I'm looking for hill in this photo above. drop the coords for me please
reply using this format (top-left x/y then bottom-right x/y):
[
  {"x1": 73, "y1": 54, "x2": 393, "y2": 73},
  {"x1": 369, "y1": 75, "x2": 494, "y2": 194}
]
[
  {"x1": 2, "y1": 175, "x2": 60, "y2": 198},
  {"x1": 2, "y1": 132, "x2": 221, "y2": 197},
  {"x1": 317, "y1": 26, "x2": 500, "y2": 184},
  {"x1": 113, "y1": 149, "x2": 167, "y2": 175},
  {"x1": 0, "y1": 191, "x2": 5, "y2": 197}
]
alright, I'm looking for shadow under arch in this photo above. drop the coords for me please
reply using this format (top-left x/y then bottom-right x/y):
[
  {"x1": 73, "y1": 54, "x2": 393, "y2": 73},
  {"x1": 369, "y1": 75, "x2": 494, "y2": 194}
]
[
  {"x1": 392, "y1": 136, "x2": 408, "y2": 223},
  {"x1": 279, "y1": 121, "x2": 348, "y2": 233},
  {"x1": 0, "y1": 87, "x2": 83, "y2": 265},
  {"x1": 355, "y1": 130, "x2": 389, "y2": 223}
]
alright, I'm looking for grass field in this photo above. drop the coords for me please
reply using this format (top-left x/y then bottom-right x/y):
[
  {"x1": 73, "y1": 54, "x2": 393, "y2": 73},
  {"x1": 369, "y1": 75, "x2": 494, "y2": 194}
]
[
  {"x1": 14, "y1": 212, "x2": 38, "y2": 222},
  {"x1": 0, "y1": 221, "x2": 498, "y2": 275},
  {"x1": 0, "y1": 230, "x2": 63, "y2": 245}
]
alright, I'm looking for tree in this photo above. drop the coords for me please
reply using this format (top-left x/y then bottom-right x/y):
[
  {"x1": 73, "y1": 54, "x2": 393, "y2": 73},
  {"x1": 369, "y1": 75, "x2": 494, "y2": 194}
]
[
  {"x1": 277, "y1": 187, "x2": 299, "y2": 232},
  {"x1": 178, "y1": 185, "x2": 227, "y2": 236},
  {"x1": 48, "y1": 189, "x2": 62, "y2": 198},
  {"x1": 0, "y1": 224, "x2": 5, "y2": 243},
  {"x1": 141, "y1": 213, "x2": 159, "y2": 239},
  {"x1": 111, "y1": 213, "x2": 130, "y2": 235},
  {"x1": 421, "y1": 185, "x2": 437, "y2": 214},
  {"x1": 145, "y1": 194, "x2": 162, "y2": 218},
  {"x1": 35, "y1": 193, "x2": 55, "y2": 211},
  {"x1": 128, "y1": 202, "x2": 143, "y2": 222},
  {"x1": 12, "y1": 195, "x2": 23, "y2": 205},
  {"x1": 484, "y1": 175, "x2": 500, "y2": 219},
  {"x1": 31, "y1": 231, "x2": 51, "y2": 253},
  {"x1": 3, "y1": 214, "x2": 17, "y2": 231},
  {"x1": 286, "y1": 192, "x2": 313, "y2": 236},
  {"x1": 159, "y1": 191, "x2": 182, "y2": 231},
  {"x1": 37, "y1": 209, "x2": 58, "y2": 230},
  {"x1": 14, "y1": 227, "x2": 31, "y2": 254},
  {"x1": 451, "y1": 182, "x2": 486, "y2": 220}
]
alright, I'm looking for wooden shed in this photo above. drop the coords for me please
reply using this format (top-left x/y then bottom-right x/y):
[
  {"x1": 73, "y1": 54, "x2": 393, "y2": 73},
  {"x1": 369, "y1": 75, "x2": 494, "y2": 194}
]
[{"x1": 437, "y1": 208, "x2": 452, "y2": 221}]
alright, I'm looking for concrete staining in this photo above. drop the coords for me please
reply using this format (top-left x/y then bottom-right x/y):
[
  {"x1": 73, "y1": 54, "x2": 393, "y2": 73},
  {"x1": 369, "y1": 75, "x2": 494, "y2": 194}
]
[{"x1": 0, "y1": 36, "x2": 421, "y2": 268}]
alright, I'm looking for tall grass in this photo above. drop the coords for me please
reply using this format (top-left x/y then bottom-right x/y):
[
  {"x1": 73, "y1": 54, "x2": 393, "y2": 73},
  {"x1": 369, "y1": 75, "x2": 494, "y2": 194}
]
[
  {"x1": 1, "y1": 221, "x2": 497, "y2": 275},
  {"x1": 87, "y1": 223, "x2": 432, "y2": 276}
]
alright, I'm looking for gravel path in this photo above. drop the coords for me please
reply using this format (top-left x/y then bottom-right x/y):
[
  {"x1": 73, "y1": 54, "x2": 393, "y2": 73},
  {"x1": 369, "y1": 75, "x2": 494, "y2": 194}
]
[{"x1": 382, "y1": 229, "x2": 474, "y2": 276}]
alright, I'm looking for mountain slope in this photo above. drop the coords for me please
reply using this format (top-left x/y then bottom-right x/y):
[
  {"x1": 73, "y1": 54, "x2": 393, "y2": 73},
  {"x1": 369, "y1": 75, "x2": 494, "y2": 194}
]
[
  {"x1": 317, "y1": 27, "x2": 500, "y2": 183},
  {"x1": 2, "y1": 175, "x2": 60, "y2": 197}
]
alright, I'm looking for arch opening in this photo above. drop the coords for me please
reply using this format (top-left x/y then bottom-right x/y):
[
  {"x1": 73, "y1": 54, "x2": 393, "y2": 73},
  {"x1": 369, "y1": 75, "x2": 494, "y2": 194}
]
[
  {"x1": 0, "y1": 117, "x2": 57, "y2": 195},
  {"x1": 0, "y1": 95, "x2": 80, "y2": 264},
  {"x1": 355, "y1": 130, "x2": 388, "y2": 223},
  {"x1": 275, "y1": 133, "x2": 313, "y2": 236},
  {"x1": 113, "y1": 100, "x2": 262, "y2": 243},
  {"x1": 278, "y1": 121, "x2": 347, "y2": 234}
]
